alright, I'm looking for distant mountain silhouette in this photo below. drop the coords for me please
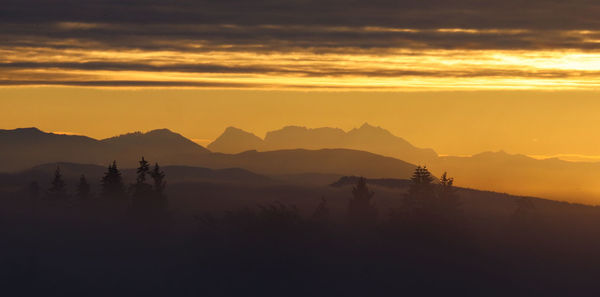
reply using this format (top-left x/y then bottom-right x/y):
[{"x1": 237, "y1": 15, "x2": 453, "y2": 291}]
[
  {"x1": 0, "y1": 128, "x2": 102, "y2": 171},
  {"x1": 429, "y1": 150, "x2": 600, "y2": 203},
  {"x1": 0, "y1": 128, "x2": 209, "y2": 171},
  {"x1": 207, "y1": 123, "x2": 438, "y2": 164},
  {"x1": 8, "y1": 127, "x2": 600, "y2": 204},
  {"x1": 207, "y1": 127, "x2": 264, "y2": 153},
  {"x1": 101, "y1": 129, "x2": 210, "y2": 166},
  {"x1": 0, "y1": 128, "x2": 417, "y2": 180}
]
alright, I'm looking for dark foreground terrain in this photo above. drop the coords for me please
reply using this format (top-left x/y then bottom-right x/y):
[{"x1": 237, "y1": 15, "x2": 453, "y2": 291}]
[{"x1": 2, "y1": 165, "x2": 600, "y2": 296}]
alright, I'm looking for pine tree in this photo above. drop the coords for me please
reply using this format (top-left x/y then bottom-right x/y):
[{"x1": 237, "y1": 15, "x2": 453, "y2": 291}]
[
  {"x1": 438, "y1": 172, "x2": 460, "y2": 211},
  {"x1": 131, "y1": 157, "x2": 155, "y2": 216},
  {"x1": 77, "y1": 174, "x2": 91, "y2": 200},
  {"x1": 136, "y1": 157, "x2": 150, "y2": 184},
  {"x1": 149, "y1": 162, "x2": 166, "y2": 197},
  {"x1": 101, "y1": 161, "x2": 125, "y2": 199},
  {"x1": 131, "y1": 156, "x2": 152, "y2": 199},
  {"x1": 47, "y1": 166, "x2": 67, "y2": 200},
  {"x1": 149, "y1": 162, "x2": 167, "y2": 213},
  {"x1": 404, "y1": 166, "x2": 435, "y2": 210},
  {"x1": 347, "y1": 177, "x2": 377, "y2": 226}
]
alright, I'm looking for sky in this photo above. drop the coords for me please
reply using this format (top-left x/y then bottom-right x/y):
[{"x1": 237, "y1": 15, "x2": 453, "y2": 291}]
[
  {"x1": 3, "y1": 87, "x2": 600, "y2": 159},
  {"x1": 2, "y1": 0, "x2": 600, "y2": 158}
]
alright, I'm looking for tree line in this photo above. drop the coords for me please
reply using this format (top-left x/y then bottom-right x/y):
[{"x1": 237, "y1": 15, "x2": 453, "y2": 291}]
[
  {"x1": 345, "y1": 166, "x2": 461, "y2": 228},
  {"x1": 28, "y1": 157, "x2": 167, "y2": 212}
]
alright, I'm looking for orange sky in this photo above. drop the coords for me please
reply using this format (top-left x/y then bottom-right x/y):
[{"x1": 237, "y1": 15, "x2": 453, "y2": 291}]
[
  {"x1": 3, "y1": 1, "x2": 600, "y2": 160},
  {"x1": 3, "y1": 87, "x2": 600, "y2": 159}
]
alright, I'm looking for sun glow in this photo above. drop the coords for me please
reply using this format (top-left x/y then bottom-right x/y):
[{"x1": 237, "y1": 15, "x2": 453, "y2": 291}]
[{"x1": 2, "y1": 26, "x2": 600, "y2": 90}]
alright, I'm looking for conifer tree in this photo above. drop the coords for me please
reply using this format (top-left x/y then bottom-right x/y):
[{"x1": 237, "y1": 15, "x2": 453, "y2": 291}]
[
  {"x1": 131, "y1": 156, "x2": 152, "y2": 199},
  {"x1": 101, "y1": 161, "x2": 125, "y2": 199},
  {"x1": 404, "y1": 166, "x2": 435, "y2": 210},
  {"x1": 77, "y1": 174, "x2": 91, "y2": 200},
  {"x1": 150, "y1": 163, "x2": 166, "y2": 195},
  {"x1": 47, "y1": 166, "x2": 67, "y2": 200},
  {"x1": 131, "y1": 157, "x2": 155, "y2": 215},
  {"x1": 438, "y1": 172, "x2": 460, "y2": 211}
]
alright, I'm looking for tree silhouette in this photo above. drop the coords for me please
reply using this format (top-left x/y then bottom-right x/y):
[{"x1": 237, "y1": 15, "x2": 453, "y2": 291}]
[
  {"x1": 403, "y1": 166, "x2": 435, "y2": 212},
  {"x1": 347, "y1": 177, "x2": 377, "y2": 227},
  {"x1": 131, "y1": 157, "x2": 152, "y2": 198},
  {"x1": 47, "y1": 166, "x2": 67, "y2": 201},
  {"x1": 131, "y1": 157, "x2": 153, "y2": 213},
  {"x1": 438, "y1": 172, "x2": 461, "y2": 212},
  {"x1": 150, "y1": 162, "x2": 166, "y2": 197},
  {"x1": 76, "y1": 174, "x2": 91, "y2": 200},
  {"x1": 101, "y1": 161, "x2": 125, "y2": 199}
]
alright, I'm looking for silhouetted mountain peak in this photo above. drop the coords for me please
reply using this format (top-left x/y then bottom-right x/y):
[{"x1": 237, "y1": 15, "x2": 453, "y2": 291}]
[
  {"x1": 349, "y1": 122, "x2": 393, "y2": 137},
  {"x1": 206, "y1": 123, "x2": 437, "y2": 164},
  {"x1": 359, "y1": 122, "x2": 378, "y2": 130},
  {"x1": 146, "y1": 128, "x2": 176, "y2": 135},
  {"x1": 208, "y1": 127, "x2": 264, "y2": 154},
  {"x1": 0, "y1": 127, "x2": 66, "y2": 137},
  {"x1": 0, "y1": 127, "x2": 97, "y2": 142},
  {"x1": 102, "y1": 129, "x2": 201, "y2": 146},
  {"x1": 222, "y1": 126, "x2": 255, "y2": 135},
  {"x1": 11, "y1": 127, "x2": 44, "y2": 134}
]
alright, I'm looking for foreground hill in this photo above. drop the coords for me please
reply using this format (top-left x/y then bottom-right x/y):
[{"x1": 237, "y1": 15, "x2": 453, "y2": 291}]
[{"x1": 208, "y1": 123, "x2": 438, "y2": 164}]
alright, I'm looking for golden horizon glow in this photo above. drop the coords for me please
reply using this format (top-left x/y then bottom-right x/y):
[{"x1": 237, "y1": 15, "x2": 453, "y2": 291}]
[{"x1": 2, "y1": 26, "x2": 600, "y2": 90}]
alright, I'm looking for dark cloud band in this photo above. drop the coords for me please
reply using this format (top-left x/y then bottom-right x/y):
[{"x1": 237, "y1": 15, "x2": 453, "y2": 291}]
[{"x1": 2, "y1": 0, "x2": 600, "y2": 88}]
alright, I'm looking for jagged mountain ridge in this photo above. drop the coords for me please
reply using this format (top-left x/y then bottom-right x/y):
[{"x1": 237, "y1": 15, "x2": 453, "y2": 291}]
[{"x1": 208, "y1": 123, "x2": 438, "y2": 164}]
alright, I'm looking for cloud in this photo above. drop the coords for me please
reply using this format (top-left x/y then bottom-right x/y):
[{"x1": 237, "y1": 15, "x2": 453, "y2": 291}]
[
  {"x1": 2, "y1": 0, "x2": 600, "y2": 89},
  {"x1": 3, "y1": 0, "x2": 600, "y2": 30}
]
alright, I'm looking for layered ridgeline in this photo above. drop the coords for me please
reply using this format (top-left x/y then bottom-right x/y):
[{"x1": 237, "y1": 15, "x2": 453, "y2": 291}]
[
  {"x1": 0, "y1": 128, "x2": 417, "y2": 179},
  {"x1": 5, "y1": 127, "x2": 600, "y2": 203},
  {"x1": 208, "y1": 123, "x2": 438, "y2": 165}
]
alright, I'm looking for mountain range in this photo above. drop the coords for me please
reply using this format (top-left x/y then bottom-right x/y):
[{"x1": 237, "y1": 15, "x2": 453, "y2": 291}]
[
  {"x1": 208, "y1": 123, "x2": 438, "y2": 165},
  {"x1": 0, "y1": 127, "x2": 417, "y2": 179},
  {"x1": 4, "y1": 126, "x2": 600, "y2": 204}
]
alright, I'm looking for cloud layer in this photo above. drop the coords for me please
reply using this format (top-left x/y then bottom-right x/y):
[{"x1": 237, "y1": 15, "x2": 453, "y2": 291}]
[{"x1": 2, "y1": 0, "x2": 600, "y2": 89}]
